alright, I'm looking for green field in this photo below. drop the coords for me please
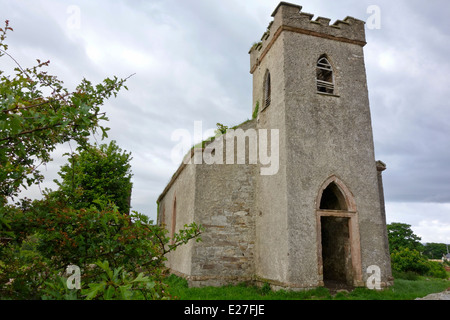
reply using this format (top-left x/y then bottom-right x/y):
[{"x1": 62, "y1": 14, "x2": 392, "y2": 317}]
[{"x1": 165, "y1": 273, "x2": 450, "y2": 300}]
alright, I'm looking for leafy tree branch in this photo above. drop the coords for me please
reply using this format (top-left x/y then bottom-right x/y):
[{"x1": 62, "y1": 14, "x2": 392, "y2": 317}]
[{"x1": 0, "y1": 20, "x2": 131, "y2": 200}]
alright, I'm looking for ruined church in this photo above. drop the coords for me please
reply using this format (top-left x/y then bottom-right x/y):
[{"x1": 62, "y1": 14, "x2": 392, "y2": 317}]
[{"x1": 157, "y1": 2, "x2": 393, "y2": 290}]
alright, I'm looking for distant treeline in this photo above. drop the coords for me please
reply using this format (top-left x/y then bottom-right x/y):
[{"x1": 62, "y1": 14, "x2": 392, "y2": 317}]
[{"x1": 422, "y1": 243, "x2": 449, "y2": 259}]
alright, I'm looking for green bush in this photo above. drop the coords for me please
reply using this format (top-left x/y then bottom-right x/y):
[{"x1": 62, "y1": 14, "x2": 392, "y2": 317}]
[
  {"x1": 425, "y1": 261, "x2": 447, "y2": 279},
  {"x1": 0, "y1": 21, "x2": 128, "y2": 201},
  {"x1": 51, "y1": 141, "x2": 133, "y2": 214},
  {"x1": 391, "y1": 248, "x2": 448, "y2": 279},
  {"x1": 0, "y1": 198, "x2": 202, "y2": 300},
  {"x1": 390, "y1": 248, "x2": 430, "y2": 275},
  {"x1": 0, "y1": 21, "x2": 201, "y2": 300}
]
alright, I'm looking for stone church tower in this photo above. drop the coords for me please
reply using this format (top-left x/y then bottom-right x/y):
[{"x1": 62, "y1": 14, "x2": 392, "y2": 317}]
[{"x1": 157, "y1": 2, "x2": 393, "y2": 290}]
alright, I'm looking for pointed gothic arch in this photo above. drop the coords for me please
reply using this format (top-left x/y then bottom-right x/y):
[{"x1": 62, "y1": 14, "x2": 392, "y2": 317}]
[{"x1": 316, "y1": 175, "x2": 356, "y2": 212}]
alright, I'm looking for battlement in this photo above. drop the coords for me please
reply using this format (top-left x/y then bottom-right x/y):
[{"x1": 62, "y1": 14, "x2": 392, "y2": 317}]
[{"x1": 249, "y1": 2, "x2": 366, "y2": 73}]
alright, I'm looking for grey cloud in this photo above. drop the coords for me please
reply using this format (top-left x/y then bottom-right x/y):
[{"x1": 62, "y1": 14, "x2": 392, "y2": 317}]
[
  {"x1": 360, "y1": 1, "x2": 450, "y2": 206},
  {"x1": 1, "y1": 0, "x2": 449, "y2": 242}
]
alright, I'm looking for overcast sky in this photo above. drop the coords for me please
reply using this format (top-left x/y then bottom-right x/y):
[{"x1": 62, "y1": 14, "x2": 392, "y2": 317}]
[{"x1": 1, "y1": 0, "x2": 449, "y2": 244}]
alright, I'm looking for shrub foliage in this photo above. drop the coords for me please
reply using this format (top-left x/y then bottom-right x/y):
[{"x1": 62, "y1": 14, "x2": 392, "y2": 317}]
[
  {"x1": 388, "y1": 223, "x2": 447, "y2": 279},
  {"x1": 0, "y1": 199, "x2": 202, "y2": 299},
  {"x1": 0, "y1": 21, "x2": 202, "y2": 300},
  {"x1": 50, "y1": 141, "x2": 133, "y2": 214}
]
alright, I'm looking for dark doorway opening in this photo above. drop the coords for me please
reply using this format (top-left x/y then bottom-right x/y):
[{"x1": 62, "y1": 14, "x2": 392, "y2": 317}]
[{"x1": 320, "y1": 216, "x2": 353, "y2": 289}]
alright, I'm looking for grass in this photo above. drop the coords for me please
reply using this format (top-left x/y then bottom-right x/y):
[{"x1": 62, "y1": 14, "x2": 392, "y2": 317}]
[{"x1": 165, "y1": 274, "x2": 450, "y2": 300}]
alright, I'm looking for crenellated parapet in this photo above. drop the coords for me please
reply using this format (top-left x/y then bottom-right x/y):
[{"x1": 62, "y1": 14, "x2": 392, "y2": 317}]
[{"x1": 249, "y1": 2, "x2": 366, "y2": 73}]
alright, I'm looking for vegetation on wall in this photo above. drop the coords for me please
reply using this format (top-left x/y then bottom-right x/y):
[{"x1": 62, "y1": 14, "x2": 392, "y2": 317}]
[{"x1": 252, "y1": 101, "x2": 259, "y2": 120}]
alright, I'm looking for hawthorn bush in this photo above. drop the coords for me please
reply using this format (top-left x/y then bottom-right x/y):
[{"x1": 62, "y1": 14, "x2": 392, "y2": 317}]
[
  {"x1": 387, "y1": 223, "x2": 447, "y2": 279},
  {"x1": 0, "y1": 198, "x2": 202, "y2": 299},
  {"x1": 0, "y1": 21, "x2": 202, "y2": 299},
  {"x1": 0, "y1": 20, "x2": 128, "y2": 201},
  {"x1": 390, "y1": 247, "x2": 447, "y2": 279},
  {"x1": 390, "y1": 248, "x2": 430, "y2": 275}
]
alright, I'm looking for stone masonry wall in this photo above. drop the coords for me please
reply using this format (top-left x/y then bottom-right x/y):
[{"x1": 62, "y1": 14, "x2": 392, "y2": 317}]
[
  {"x1": 189, "y1": 120, "x2": 257, "y2": 287},
  {"x1": 158, "y1": 159, "x2": 196, "y2": 277}
]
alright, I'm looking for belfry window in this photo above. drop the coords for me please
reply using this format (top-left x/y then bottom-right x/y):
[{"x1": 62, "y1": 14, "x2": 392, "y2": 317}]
[
  {"x1": 264, "y1": 71, "x2": 271, "y2": 108},
  {"x1": 316, "y1": 56, "x2": 334, "y2": 94}
]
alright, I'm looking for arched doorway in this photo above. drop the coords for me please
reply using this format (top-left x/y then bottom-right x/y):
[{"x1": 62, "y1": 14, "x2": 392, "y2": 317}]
[{"x1": 316, "y1": 176, "x2": 363, "y2": 288}]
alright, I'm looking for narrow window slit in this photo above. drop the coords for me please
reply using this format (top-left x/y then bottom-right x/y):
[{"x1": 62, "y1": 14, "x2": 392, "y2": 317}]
[{"x1": 264, "y1": 71, "x2": 271, "y2": 108}]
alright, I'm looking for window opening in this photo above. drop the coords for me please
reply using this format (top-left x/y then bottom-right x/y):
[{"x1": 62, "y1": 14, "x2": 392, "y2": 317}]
[
  {"x1": 316, "y1": 57, "x2": 334, "y2": 94},
  {"x1": 264, "y1": 71, "x2": 271, "y2": 108},
  {"x1": 171, "y1": 197, "x2": 177, "y2": 244}
]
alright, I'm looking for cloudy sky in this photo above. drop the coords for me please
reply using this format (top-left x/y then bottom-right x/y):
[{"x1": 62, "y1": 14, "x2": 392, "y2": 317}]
[{"x1": 1, "y1": 0, "x2": 449, "y2": 244}]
